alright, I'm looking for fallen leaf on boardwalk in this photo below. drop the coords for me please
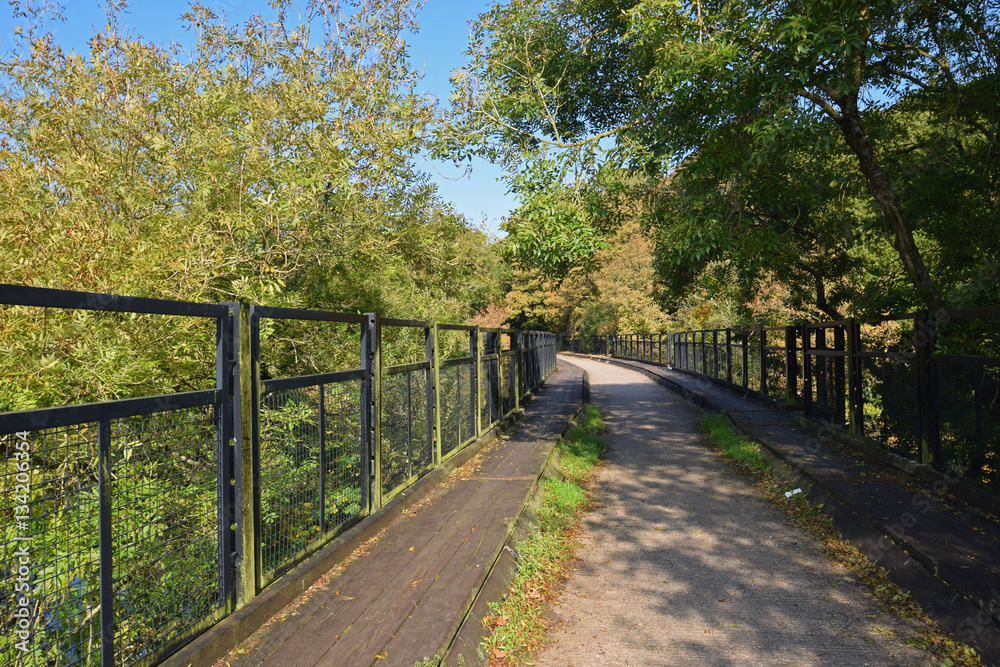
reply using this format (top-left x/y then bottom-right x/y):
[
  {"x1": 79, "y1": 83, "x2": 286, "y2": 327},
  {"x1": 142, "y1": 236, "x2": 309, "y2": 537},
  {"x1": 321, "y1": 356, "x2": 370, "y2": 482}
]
[{"x1": 409, "y1": 578, "x2": 422, "y2": 587}]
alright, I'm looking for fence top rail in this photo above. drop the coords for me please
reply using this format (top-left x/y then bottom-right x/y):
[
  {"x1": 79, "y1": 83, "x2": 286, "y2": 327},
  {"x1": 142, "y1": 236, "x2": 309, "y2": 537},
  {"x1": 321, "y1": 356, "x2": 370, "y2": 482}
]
[
  {"x1": 858, "y1": 311, "x2": 919, "y2": 325},
  {"x1": 438, "y1": 323, "x2": 475, "y2": 332},
  {"x1": 934, "y1": 353, "x2": 1000, "y2": 366},
  {"x1": 805, "y1": 319, "x2": 852, "y2": 329},
  {"x1": 937, "y1": 304, "x2": 1000, "y2": 319},
  {"x1": 1, "y1": 283, "x2": 229, "y2": 318},
  {"x1": 252, "y1": 304, "x2": 368, "y2": 324},
  {"x1": 380, "y1": 317, "x2": 431, "y2": 329},
  {"x1": 441, "y1": 356, "x2": 474, "y2": 368},
  {"x1": 262, "y1": 369, "x2": 366, "y2": 394},
  {"x1": 0, "y1": 388, "x2": 221, "y2": 434},
  {"x1": 384, "y1": 360, "x2": 431, "y2": 376}
]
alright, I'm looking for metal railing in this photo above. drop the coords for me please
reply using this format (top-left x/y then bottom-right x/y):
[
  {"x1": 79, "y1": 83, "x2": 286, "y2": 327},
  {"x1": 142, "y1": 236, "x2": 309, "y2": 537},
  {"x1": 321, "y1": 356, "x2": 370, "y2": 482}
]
[
  {"x1": 609, "y1": 306, "x2": 1000, "y2": 496},
  {"x1": 0, "y1": 284, "x2": 557, "y2": 667}
]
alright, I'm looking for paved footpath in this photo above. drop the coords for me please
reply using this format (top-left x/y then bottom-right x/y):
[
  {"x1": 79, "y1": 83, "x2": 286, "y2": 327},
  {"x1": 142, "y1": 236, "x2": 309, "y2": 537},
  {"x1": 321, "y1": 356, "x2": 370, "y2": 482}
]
[{"x1": 536, "y1": 357, "x2": 933, "y2": 667}]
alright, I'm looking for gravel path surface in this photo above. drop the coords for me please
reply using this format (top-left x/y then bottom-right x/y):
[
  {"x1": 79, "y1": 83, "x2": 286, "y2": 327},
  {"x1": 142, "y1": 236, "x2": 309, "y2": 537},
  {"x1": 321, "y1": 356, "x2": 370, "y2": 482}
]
[{"x1": 535, "y1": 356, "x2": 932, "y2": 667}]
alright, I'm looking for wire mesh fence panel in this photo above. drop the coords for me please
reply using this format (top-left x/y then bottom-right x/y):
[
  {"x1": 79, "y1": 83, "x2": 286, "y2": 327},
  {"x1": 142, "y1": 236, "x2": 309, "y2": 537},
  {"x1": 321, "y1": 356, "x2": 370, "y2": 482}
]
[
  {"x1": 380, "y1": 369, "x2": 430, "y2": 496},
  {"x1": 259, "y1": 386, "x2": 323, "y2": 578},
  {"x1": 763, "y1": 329, "x2": 788, "y2": 401},
  {"x1": 936, "y1": 361, "x2": 1000, "y2": 492},
  {"x1": 501, "y1": 353, "x2": 516, "y2": 416},
  {"x1": 480, "y1": 357, "x2": 500, "y2": 430},
  {"x1": 983, "y1": 366, "x2": 1000, "y2": 494},
  {"x1": 439, "y1": 362, "x2": 475, "y2": 458},
  {"x1": 1, "y1": 424, "x2": 102, "y2": 666},
  {"x1": 439, "y1": 365, "x2": 457, "y2": 458},
  {"x1": 692, "y1": 335, "x2": 702, "y2": 374},
  {"x1": 322, "y1": 380, "x2": 364, "y2": 534},
  {"x1": 744, "y1": 330, "x2": 762, "y2": 393},
  {"x1": 730, "y1": 333, "x2": 746, "y2": 388},
  {"x1": 705, "y1": 331, "x2": 725, "y2": 378},
  {"x1": 716, "y1": 334, "x2": 729, "y2": 381},
  {"x1": 805, "y1": 326, "x2": 848, "y2": 426},
  {"x1": 860, "y1": 356, "x2": 921, "y2": 460},
  {"x1": 110, "y1": 405, "x2": 222, "y2": 666},
  {"x1": 932, "y1": 309, "x2": 1000, "y2": 493}
]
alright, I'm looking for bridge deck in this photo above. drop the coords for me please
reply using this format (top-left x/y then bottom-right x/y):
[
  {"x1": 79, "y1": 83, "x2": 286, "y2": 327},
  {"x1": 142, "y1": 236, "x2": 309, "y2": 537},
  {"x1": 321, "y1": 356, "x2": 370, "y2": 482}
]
[{"x1": 217, "y1": 361, "x2": 585, "y2": 666}]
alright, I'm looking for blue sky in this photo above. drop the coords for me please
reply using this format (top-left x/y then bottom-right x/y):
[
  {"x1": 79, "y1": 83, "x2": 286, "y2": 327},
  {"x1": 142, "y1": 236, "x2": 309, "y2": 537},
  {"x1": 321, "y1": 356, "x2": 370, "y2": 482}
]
[{"x1": 0, "y1": 0, "x2": 515, "y2": 235}]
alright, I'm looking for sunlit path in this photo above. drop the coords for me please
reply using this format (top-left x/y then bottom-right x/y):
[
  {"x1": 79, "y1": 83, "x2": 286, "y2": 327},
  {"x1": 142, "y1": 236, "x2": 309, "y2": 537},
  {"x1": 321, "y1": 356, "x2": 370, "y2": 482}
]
[{"x1": 536, "y1": 356, "x2": 930, "y2": 667}]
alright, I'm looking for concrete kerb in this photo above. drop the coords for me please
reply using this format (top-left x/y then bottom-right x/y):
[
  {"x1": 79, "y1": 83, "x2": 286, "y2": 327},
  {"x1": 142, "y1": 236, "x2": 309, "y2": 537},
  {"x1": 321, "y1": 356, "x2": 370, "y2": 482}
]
[
  {"x1": 566, "y1": 353, "x2": 1000, "y2": 665},
  {"x1": 163, "y1": 410, "x2": 527, "y2": 667},
  {"x1": 443, "y1": 378, "x2": 589, "y2": 666}
]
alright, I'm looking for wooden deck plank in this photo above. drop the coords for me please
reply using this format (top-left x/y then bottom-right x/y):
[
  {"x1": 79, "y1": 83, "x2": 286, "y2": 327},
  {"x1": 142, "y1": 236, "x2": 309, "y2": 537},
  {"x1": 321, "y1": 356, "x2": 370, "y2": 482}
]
[
  {"x1": 301, "y1": 480, "x2": 515, "y2": 665},
  {"x1": 379, "y1": 480, "x2": 536, "y2": 662},
  {"x1": 227, "y1": 480, "x2": 487, "y2": 665}
]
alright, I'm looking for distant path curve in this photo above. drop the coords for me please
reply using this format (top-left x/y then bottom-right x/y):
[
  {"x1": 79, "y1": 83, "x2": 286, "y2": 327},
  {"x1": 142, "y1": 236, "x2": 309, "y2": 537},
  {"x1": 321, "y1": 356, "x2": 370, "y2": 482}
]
[{"x1": 535, "y1": 356, "x2": 930, "y2": 666}]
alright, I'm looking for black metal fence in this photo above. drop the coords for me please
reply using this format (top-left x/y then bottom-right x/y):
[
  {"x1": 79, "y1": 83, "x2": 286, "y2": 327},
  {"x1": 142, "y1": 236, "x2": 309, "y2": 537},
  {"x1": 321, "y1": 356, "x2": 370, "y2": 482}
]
[
  {"x1": 609, "y1": 306, "x2": 1000, "y2": 496},
  {"x1": 0, "y1": 285, "x2": 556, "y2": 667}
]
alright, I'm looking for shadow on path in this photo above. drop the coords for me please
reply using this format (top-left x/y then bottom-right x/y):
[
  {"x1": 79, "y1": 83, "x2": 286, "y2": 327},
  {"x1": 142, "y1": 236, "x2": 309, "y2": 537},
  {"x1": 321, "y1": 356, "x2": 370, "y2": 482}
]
[{"x1": 537, "y1": 356, "x2": 932, "y2": 667}]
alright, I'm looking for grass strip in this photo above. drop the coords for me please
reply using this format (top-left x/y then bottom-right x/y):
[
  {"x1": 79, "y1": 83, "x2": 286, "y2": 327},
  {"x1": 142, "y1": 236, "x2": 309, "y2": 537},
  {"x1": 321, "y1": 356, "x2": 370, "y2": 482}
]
[
  {"x1": 700, "y1": 412, "x2": 983, "y2": 667},
  {"x1": 481, "y1": 404, "x2": 605, "y2": 666}
]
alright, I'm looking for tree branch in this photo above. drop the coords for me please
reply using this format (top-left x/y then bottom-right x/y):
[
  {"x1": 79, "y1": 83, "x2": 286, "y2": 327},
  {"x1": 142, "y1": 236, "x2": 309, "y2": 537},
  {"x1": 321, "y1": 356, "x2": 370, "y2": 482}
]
[{"x1": 797, "y1": 89, "x2": 841, "y2": 120}]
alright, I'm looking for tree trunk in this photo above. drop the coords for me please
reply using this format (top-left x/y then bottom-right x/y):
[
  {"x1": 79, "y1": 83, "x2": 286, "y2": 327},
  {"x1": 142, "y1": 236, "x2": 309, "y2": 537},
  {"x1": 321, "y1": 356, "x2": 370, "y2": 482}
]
[
  {"x1": 814, "y1": 274, "x2": 842, "y2": 321},
  {"x1": 835, "y1": 110, "x2": 944, "y2": 310}
]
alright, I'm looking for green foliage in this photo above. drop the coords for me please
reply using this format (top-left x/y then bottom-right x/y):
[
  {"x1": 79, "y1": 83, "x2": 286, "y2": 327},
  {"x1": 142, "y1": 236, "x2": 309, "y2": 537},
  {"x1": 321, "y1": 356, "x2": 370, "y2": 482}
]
[
  {"x1": 701, "y1": 413, "x2": 767, "y2": 471},
  {"x1": 578, "y1": 404, "x2": 604, "y2": 433},
  {"x1": 462, "y1": 0, "x2": 1000, "y2": 315},
  {"x1": 0, "y1": 0, "x2": 507, "y2": 409},
  {"x1": 558, "y1": 413, "x2": 606, "y2": 485}
]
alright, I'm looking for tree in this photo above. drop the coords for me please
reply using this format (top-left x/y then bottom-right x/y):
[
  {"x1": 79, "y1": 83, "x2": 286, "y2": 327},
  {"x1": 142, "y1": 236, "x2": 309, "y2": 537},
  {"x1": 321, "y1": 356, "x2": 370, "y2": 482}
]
[
  {"x1": 0, "y1": 0, "x2": 505, "y2": 409},
  {"x1": 459, "y1": 0, "x2": 1000, "y2": 312}
]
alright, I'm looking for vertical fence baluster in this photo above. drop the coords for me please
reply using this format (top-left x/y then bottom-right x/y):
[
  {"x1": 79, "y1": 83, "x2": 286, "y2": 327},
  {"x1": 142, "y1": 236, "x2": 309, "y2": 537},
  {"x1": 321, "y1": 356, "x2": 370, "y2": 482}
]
[
  {"x1": 98, "y1": 418, "x2": 114, "y2": 667},
  {"x1": 473, "y1": 327, "x2": 481, "y2": 438},
  {"x1": 974, "y1": 364, "x2": 986, "y2": 484},
  {"x1": 217, "y1": 310, "x2": 236, "y2": 608},
  {"x1": 726, "y1": 329, "x2": 732, "y2": 384},
  {"x1": 229, "y1": 302, "x2": 257, "y2": 606},
  {"x1": 916, "y1": 310, "x2": 940, "y2": 467},
  {"x1": 802, "y1": 325, "x2": 812, "y2": 419},
  {"x1": 846, "y1": 319, "x2": 862, "y2": 436},
  {"x1": 319, "y1": 384, "x2": 326, "y2": 533},
  {"x1": 784, "y1": 325, "x2": 798, "y2": 408},
  {"x1": 516, "y1": 332, "x2": 522, "y2": 399},
  {"x1": 427, "y1": 323, "x2": 441, "y2": 465},
  {"x1": 759, "y1": 327, "x2": 766, "y2": 395},
  {"x1": 741, "y1": 329, "x2": 748, "y2": 390},
  {"x1": 362, "y1": 313, "x2": 381, "y2": 512}
]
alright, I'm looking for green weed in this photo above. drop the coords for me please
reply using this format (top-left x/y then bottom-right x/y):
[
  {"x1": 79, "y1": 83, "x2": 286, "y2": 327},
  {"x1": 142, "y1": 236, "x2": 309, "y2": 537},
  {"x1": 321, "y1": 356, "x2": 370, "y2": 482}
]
[
  {"x1": 701, "y1": 412, "x2": 767, "y2": 470},
  {"x1": 482, "y1": 405, "x2": 606, "y2": 666}
]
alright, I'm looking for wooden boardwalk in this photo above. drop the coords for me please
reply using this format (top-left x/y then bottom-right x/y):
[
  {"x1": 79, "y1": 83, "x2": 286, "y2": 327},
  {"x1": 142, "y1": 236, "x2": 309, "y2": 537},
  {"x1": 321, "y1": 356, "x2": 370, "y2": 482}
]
[{"x1": 221, "y1": 361, "x2": 585, "y2": 666}]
